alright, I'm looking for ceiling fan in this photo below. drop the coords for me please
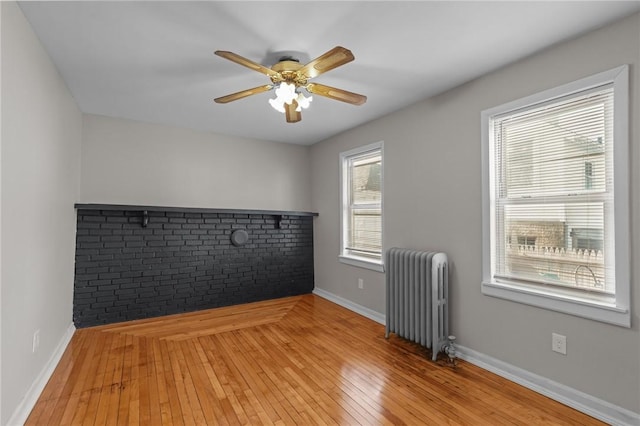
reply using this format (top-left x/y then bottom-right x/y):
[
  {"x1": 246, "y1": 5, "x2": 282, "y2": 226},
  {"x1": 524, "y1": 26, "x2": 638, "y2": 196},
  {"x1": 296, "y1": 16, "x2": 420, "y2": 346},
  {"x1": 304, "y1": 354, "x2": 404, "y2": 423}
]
[{"x1": 213, "y1": 46, "x2": 367, "y2": 123}]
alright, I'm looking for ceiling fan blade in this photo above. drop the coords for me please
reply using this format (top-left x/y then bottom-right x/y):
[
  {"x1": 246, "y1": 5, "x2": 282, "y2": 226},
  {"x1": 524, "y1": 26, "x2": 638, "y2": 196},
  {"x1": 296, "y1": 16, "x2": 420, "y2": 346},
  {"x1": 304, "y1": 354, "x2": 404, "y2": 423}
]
[
  {"x1": 214, "y1": 84, "x2": 273, "y2": 104},
  {"x1": 215, "y1": 50, "x2": 280, "y2": 78},
  {"x1": 306, "y1": 83, "x2": 367, "y2": 105},
  {"x1": 285, "y1": 100, "x2": 301, "y2": 123},
  {"x1": 297, "y1": 46, "x2": 355, "y2": 79}
]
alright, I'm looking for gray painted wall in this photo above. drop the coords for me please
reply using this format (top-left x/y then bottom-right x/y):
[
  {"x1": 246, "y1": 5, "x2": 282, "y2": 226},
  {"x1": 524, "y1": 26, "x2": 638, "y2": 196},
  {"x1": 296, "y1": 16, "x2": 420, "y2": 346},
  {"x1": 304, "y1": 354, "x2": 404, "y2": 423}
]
[
  {"x1": 1, "y1": 2, "x2": 82, "y2": 424},
  {"x1": 310, "y1": 13, "x2": 640, "y2": 413},
  {"x1": 80, "y1": 114, "x2": 312, "y2": 212}
]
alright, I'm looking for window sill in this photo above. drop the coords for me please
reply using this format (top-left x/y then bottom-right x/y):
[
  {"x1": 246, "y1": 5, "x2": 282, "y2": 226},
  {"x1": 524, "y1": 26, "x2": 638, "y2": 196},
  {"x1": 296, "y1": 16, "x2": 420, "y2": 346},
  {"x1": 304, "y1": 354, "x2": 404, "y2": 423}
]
[
  {"x1": 339, "y1": 255, "x2": 384, "y2": 273},
  {"x1": 481, "y1": 280, "x2": 630, "y2": 328}
]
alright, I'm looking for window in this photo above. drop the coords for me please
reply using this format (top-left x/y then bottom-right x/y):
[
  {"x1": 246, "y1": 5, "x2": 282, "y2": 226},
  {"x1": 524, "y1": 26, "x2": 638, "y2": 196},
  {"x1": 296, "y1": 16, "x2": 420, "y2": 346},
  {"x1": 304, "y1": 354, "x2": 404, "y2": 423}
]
[
  {"x1": 481, "y1": 66, "x2": 630, "y2": 327},
  {"x1": 517, "y1": 236, "x2": 537, "y2": 247},
  {"x1": 340, "y1": 142, "x2": 384, "y2": 272},
  {"x1": 584, "y1": 161, "x2": 594, "y2": 190}
]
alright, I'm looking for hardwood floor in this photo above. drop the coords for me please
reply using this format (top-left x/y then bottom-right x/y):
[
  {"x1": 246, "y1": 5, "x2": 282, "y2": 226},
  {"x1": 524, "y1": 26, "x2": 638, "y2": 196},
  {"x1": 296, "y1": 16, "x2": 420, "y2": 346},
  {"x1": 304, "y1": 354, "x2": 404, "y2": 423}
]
[{"x1": 27, "y1": 295, "x2": 603, "y2": 425}]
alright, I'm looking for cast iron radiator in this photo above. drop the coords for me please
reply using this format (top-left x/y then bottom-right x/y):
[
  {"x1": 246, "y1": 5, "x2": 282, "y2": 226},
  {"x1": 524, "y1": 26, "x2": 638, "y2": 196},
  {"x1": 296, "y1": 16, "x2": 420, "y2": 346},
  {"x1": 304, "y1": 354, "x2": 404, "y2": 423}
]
[{"x1": 385, "y1": 247, "x2": 449, "y2": 361}]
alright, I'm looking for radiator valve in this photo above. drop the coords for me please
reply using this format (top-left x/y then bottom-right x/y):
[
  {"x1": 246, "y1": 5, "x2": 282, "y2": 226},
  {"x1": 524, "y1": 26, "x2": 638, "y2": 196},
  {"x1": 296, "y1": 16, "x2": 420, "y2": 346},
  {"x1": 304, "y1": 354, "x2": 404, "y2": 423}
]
[{"x1": 444, "y1": 335, "x2": 457, "y2": 364}]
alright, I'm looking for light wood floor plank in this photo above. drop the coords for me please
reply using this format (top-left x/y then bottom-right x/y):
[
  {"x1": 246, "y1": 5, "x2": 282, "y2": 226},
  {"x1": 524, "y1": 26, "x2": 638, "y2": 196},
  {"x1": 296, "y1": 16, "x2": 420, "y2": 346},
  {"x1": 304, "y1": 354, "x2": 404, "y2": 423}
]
[
  {"x1": 26, "y1": 295, "x2": 605, "y2": 425},
  {"x1": 200, "y1": 334, "x2": 255, "y2": 425},
  {"x1": 125, "y1": 336, "x2": 141, "y2": 426},
  {"x1": 135, "y1": 337, "x2": 151, "y2": 426},
  {"x1": 81, "y1": 332, "x2": 115, "y2": 426},
  {"x1": 224, "y1": 329, "x2": 299, "y2": 425},
  {"x1": 178, "y1": 339, "x2": 218, "y2": 425},
  {"x1": 191, "y1": 337, "x2": 239, "y2": 425},
  {"x1": 157, "y1": 338, "x2": 185, "y2": 426},
  {"x1": 115, "y1": 333, "x2": 134, "y2": 426}
]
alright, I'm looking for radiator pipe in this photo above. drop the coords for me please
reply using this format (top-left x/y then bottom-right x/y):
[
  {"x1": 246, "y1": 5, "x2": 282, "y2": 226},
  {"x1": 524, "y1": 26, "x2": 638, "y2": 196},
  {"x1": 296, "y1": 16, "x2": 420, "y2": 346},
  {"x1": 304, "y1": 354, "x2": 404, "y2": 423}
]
[{"x1": 444, "y1": 335, "x2": 457, "y2": 364}]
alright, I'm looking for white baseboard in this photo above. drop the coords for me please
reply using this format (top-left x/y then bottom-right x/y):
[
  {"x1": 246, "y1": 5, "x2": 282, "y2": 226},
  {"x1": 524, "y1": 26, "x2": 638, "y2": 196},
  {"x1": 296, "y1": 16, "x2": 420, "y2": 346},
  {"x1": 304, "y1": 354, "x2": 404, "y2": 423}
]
[
  {"x1": 312, "y1": 287, "x2": 385, "y2": 325},
  {"x1": 7, "y1": 323, "x2": 76, "y2": 426},
  {"x1": 312, "y1": 288, "x2": 640, "y2": 426},
  {"x1": 456, "y1": 345, "x2": 640, "y2": 426}
]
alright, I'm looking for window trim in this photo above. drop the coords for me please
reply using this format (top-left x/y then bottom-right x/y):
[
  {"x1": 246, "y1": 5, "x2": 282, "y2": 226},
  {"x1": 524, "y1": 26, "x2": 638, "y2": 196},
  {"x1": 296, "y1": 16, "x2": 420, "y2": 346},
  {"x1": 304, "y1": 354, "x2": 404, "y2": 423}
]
[
  {"x1": 339, "y1": 141, "x2": 384, "y2": 272},
  {"x1": 481, "y1": 65, "x2": 630, "y2": 327}
]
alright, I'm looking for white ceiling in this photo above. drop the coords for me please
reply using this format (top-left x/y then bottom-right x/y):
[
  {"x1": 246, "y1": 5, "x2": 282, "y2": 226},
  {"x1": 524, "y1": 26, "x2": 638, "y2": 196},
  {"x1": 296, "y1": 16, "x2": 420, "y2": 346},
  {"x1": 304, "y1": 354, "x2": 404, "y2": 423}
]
[{"x1": 18, "y1": 1, "x2": 640, "y2": 145}]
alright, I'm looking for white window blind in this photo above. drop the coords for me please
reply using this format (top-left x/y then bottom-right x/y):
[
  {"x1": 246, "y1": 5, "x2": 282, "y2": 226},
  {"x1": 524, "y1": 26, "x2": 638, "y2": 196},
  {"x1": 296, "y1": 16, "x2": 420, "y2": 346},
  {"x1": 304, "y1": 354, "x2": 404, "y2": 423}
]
[
  {"x1": 347, "y1": 151, "x2": 382, "y2": 258},
  {"x1": 492, "y1": 86, "x2": 615, "y2": 298}
]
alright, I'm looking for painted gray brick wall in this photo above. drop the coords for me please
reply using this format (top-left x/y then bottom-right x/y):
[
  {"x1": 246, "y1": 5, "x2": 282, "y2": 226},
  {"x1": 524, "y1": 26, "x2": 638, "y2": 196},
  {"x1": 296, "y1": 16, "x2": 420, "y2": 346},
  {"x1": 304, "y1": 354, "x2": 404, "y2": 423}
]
[{"x1": 73, "y1": 209, "x2": 314, "y2": 327}]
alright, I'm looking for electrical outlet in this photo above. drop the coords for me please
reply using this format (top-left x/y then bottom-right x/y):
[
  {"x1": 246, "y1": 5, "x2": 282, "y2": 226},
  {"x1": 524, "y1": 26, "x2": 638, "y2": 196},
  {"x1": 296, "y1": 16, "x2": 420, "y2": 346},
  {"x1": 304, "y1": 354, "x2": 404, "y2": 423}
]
[
  {"x1": 552, "y1": 333, "x2": 566, "y2": 355},
  {"x1": 32, "y1": 330, "x2": 40, "y2": 353},
  {"x1": 358, "y1": 278, "x2": 364, "y2": 289}
]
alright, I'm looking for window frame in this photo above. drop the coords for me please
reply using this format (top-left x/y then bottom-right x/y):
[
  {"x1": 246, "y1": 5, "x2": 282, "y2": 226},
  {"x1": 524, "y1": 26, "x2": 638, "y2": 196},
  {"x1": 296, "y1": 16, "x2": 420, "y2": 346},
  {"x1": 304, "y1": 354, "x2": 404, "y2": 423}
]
[
  {"x1": 481, "y1": 65, "x2": 630, "y2": 327},
  {"x1": 339, "y1": 141, "x2": 384, "y2": 272}
]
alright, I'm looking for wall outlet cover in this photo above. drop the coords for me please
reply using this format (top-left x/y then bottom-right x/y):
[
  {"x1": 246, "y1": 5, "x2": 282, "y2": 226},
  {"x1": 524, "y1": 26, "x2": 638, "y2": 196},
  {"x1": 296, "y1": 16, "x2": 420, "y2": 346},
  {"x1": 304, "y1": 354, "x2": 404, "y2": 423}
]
[{"x1": 552, "y1": 332, "x2": 567, "y2": 355}]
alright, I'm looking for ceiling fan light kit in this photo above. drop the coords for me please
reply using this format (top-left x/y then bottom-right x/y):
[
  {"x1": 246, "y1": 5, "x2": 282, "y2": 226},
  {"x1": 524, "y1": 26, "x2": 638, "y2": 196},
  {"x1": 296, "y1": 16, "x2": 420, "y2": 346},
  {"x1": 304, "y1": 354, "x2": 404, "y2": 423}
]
[
  {"x1": 214, "y1": 46, "x2": 367, "y2": 123},
  {"x1": 268, "y1": 81, "x2": 313, "y2": 115}
]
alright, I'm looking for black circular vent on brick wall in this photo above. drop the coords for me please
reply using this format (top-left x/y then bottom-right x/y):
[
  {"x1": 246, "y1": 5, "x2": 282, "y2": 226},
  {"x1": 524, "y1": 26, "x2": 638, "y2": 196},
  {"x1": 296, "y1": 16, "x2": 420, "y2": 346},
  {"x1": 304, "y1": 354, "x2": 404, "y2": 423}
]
[{"x1": 230, "y1": 229, "x2": 249, "y2": 246}]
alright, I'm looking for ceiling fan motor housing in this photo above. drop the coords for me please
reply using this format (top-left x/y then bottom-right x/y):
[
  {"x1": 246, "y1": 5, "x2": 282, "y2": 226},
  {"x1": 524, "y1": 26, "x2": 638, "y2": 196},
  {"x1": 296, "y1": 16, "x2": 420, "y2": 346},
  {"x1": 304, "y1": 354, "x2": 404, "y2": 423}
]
[{"x1": 271, "y1": 60, "x2": 307, "y2": 86}]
